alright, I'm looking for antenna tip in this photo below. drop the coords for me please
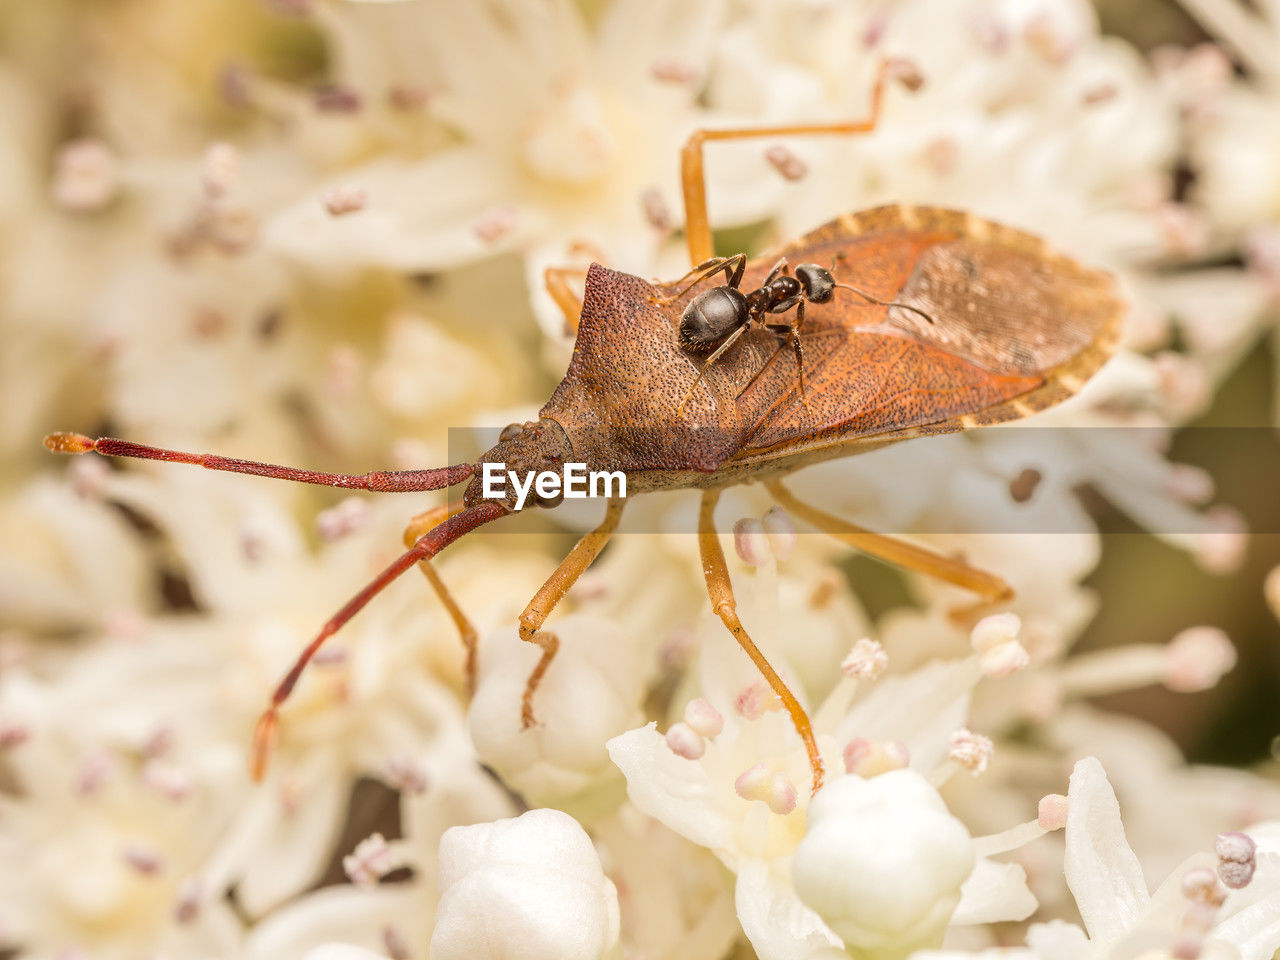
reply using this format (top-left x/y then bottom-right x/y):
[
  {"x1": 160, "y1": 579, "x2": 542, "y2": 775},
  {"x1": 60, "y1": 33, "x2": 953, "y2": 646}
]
[{"x1": 44, "y1": 432, "x2": 95, "y2": 454}]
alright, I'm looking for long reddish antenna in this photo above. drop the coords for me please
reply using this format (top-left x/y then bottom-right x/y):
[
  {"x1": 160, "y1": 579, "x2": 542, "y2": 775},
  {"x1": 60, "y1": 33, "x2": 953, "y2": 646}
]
[
  {"x1": 250, "y1": 499, "x2": 508, "y2": 780},
  {"x1": 44, "y1": 432, "x2": 474, "y2": 492}
]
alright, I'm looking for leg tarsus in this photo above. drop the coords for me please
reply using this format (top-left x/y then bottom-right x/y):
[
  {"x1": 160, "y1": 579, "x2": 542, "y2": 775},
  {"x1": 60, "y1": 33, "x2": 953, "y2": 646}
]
[
  {"x1": 515, "y1": 498, "x2": 626, "y2": 727},
  {"x1": 405, "y1": 506, "x2": 482, "y2": 695}
]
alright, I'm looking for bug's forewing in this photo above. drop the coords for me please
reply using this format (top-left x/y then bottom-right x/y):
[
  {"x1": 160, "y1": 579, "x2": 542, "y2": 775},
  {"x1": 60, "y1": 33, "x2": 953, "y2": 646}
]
[{"x1": 729, "y1": 205, "x2": 1124, "y2": 461}]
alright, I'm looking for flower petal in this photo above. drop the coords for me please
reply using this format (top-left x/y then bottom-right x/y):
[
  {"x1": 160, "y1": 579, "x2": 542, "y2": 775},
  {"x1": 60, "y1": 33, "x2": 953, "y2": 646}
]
[
  {"x1": 606, "y1": 723, "x2": 735, "y2": 856},
  {"x1": 1063, "y1": 757, "x2": 1150, "y2": 946},
  {"x1": 950, "y1": 857, "x2": 1038, "y2": 926},
  {"x1": 734, "y1": 857, "x2": 847, "y2": 960}
]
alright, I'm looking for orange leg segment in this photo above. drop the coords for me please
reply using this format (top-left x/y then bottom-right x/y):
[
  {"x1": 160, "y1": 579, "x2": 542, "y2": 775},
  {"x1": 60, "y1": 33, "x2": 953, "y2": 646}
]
[
  {"x1": 544, "y1": 266, "x2": 588, "y2": 336},
  {"x1": 679, "y1": 60, "x2": 891, "y2": 266},
  {"x1": 404, "y1": 505, "x2": 482, "y2": 694},
  {"x1": 765, "y1": 480, "x2": 1014, "y2": 622},
  {"x1": 518, "y1": 497, "x2": 627, "y2": 728},
  {"x1": 699, "y1": 489, "x2": 824, "y2": 793}
]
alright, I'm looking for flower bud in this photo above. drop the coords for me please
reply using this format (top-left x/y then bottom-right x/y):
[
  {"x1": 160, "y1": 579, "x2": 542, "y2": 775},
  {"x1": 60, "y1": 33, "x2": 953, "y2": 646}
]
[
  {"x1": 793, "y1": 771, "x2": 974, "y2": 953},
  {"x1": 431, "y1": 808, "x2": 621, "y2": 960}
]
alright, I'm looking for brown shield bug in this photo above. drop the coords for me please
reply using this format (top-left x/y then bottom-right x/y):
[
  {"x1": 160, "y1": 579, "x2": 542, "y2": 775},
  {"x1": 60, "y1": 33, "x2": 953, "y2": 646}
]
[{"x1": 44, "y1": 61, "x2": 1124, "y2": 791}]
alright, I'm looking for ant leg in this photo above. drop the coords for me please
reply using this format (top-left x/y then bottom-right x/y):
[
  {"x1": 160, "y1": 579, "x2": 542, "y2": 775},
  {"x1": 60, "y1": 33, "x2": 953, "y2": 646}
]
[
  {"x1": 517, "y1": 497, "x2": 626, "y2": 728},
  {"x1": 762, "y1": 258, "x2": 789, "y2": 286},
  {"x1": 765, "y1": 480, "x2": 1014, "y2": 623},
  {"x1": 403, "y1": 505, "x2": 481, "y2": 695},
  {"x1": 545, "y1": 266, "x2": 588, "y2": 336},
  {"x1": 676, "y1": 323, "x2": 750, "y2": 414},
  {"x1": 651, "y1": 254, "x2": 748, "y2": 304},
  {"x1": 680, "y1": 59, "x2": 894, "y2": 265},
  {"x1": 699, "y1": 489, "x2": 823, "y2": 793}
]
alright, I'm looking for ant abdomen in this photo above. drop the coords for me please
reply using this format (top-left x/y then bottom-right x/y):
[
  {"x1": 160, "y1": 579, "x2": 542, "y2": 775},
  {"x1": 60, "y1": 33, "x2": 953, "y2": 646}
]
[{"x1": 679, "y1": 286, "x2": 748, "y2": 352}]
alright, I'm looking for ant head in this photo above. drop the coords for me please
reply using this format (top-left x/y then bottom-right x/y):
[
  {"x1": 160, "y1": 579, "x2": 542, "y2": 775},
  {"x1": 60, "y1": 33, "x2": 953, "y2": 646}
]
[
  {"x1": 463, "y1": 417, "x2": 575, "y2": 511},
  {"x1": 795, "y1": 263, "x2": 835, "y2": 304}
]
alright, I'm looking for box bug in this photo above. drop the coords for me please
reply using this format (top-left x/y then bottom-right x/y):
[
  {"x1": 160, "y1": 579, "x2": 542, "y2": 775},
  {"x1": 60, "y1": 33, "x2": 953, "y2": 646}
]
[{"x1": 44, "y1": 62, "x2": 1123, "y2": 791}]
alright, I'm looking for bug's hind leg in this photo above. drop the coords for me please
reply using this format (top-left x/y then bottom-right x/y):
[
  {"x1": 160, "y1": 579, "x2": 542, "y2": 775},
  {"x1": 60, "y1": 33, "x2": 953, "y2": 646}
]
[
  {"x1": 679, "y1": 60, "x2": 897, "y2": 265},
  {"x1": 517, "y1": 497, "x2": 627, "y2": 728},
  {"x1": 765, "y1": 480, "x2": 1014, "y2": 624},
  {"x1": 699, "y1": 489, "x2": 824, "y2": 793},
  {"x1": 404, "y1": 506, "x2": 482, "y2": 695}
]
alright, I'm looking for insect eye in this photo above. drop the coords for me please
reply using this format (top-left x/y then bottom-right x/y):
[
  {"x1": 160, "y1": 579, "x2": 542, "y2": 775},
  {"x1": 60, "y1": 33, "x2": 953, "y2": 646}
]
[{"x1": 499, "y1": 423, "x2": 524, "y2": 442}]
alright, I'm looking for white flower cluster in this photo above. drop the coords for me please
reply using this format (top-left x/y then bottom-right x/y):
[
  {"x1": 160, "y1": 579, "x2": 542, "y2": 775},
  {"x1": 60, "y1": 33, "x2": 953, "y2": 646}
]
[{"x1": 1, "y1": 1, "x2": 1278, "y2": 959}]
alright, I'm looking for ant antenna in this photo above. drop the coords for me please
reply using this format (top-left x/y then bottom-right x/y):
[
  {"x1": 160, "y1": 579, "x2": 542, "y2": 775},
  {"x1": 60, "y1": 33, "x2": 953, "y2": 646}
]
[{"x1": 833, "y1": 283, "x2": 937, "y2": 326}]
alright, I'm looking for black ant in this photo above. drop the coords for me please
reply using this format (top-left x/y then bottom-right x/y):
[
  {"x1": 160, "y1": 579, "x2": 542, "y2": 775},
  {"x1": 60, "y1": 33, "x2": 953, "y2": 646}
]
[{"x1": 663, "y1": 253, "x2": 935, "y2": 412}]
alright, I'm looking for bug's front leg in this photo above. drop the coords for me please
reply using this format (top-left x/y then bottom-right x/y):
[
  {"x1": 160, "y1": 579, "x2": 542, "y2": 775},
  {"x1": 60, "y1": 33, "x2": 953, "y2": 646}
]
[
  {"x1": 517, "y1": 497, "x2": 627, "y2": 728},
  {"x1": 699, "y1": 489, "x2": 824, "y2": 792},
  {"x1": 404, "y1": 505, "x2": 481, "y2": 695},
  {"x1": 765, "y1": 480, "x2": 1014, "y2": 624},
  {"x1": 544, "y1": 266, "x2": 589, "y2": 336}
]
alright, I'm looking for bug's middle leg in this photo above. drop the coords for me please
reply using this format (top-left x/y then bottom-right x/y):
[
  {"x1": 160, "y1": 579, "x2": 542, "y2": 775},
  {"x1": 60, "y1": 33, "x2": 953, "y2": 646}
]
[
  {"x1": 517, "y1": 497, "x2": 627, "y2": 728},
  {"x1": 404, "y1": 505, "x2": 482, "y2": 694},
  {"x1": 699, "y1": 488, "x2": 824, "y2": 792},
  {"x1": 765, "y1": 480, "x2": 1014, "y2": 623}
]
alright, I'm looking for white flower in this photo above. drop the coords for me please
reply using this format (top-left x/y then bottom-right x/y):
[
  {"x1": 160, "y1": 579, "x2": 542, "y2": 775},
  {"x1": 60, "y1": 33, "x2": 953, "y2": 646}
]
[
  {"x1": 468, "y1": 613, "x2": 654, "y2": 811},
  {"x1": 430, "y1": 808, "x2": 621, "y2": 960},
  {"x1": 608, "y1": 613, "x2": 1040, "y2": 960},
  {"x1": 794, "y1": 771, "x2": 976, "y2": 957},
  {"x1": 921, "y1": 757, "x2": 1280, "y2": 960}
]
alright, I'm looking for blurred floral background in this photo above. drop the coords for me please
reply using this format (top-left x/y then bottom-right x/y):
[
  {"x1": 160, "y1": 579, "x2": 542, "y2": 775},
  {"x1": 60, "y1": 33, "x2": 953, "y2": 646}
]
[{"x1": 2, "y1": 0, "x2": 1280, "y2": 958}]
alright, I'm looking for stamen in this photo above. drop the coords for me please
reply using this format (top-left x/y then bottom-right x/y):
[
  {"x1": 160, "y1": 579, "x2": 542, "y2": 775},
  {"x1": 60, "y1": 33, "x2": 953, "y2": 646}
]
[
  {"x1": 736, "y1": 682, "x2": 783, "y2": 720},
  {"x1": 384, "y1": 756, "x2": 430, "y2": 795},
  {"x1": 665, "y1": 722, "x2": 705, "y2": 760},
  {"x1": 316, "y1": 497, "x2": 372, "y2": 541},
  {"x1": 733, "y1": 518, "x2": 771, "y2": 567},
  {"x1": 843, "y1": 738, "x2": 909, "y2": 777},
  {"x1": 840, "y1": 638, "x2": 887, "y2": 680},
  {"x1": 948, "y1": 728, "x2": 993, "y2": 774},
  {"x1": 684, "y1": 698, "x2": 724, "y2": 739},
  {"x1": 972, "y1": 797, "x2": 1064, "y2": 858},
  {"x1": 52, "y1": 138, "x2": 121, "y2": 211},
  {"x1": 123, "y1": 844, "x2": 164, "y2": 876},
  {"x1": 761, "y1": 507, "x2": 797, "y2": 561},
  {"x1": 971, "y1": 612, "x2": 1029, "y2": 677},
  {"x1": 142, "y1": 760, "x2": 193, "y2": 802},
  {"x1": 734, "y1": 763, "x2": 797, "y2": 815},
  {"x1": 764, "y1": 145, "x2": 808, "y2": 181},
  {"x1": 322, "y1": 185, "x2": 367, "y2": 216},
  {"x1": 1266, "y1": 566, "x2": 1280, "y2": 623},
  {"x1": 343, "y1": 833, "x2": 403, "y2": 886},
  {"x1": 1165, "y1": 627, "x2": 1236, "y2": 692},
  {"x1": 175, "y1": 878, "x2": 203, "y2": 924},
  {"x1": 1215, "y1": 831, "x2": 1257, "y2": 889}
]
